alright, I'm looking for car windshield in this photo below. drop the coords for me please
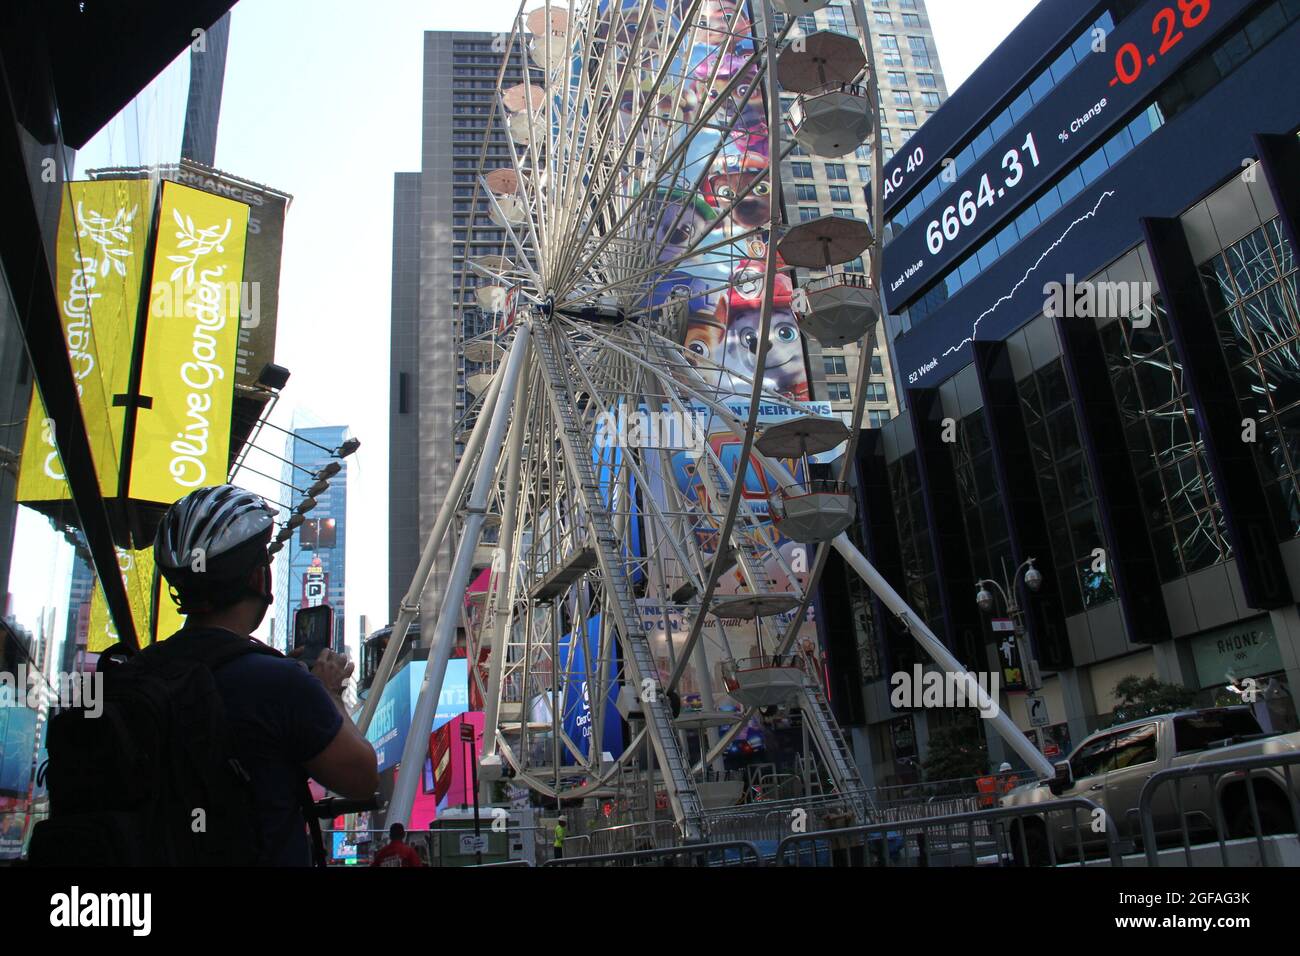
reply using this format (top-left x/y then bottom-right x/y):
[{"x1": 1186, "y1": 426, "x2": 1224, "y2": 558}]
[{"x1": 1173, "y1": 711, "x2": 1265, "y2": 753}]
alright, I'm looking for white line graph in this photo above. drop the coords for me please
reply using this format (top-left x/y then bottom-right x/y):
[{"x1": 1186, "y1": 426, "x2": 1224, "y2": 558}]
[{"x1": 939, "y1": 189, "x2": 1118, "y2": 358}]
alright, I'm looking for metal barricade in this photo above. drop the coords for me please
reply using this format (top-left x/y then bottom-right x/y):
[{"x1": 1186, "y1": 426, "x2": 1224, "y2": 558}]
[
  {"x1": 1137, "y1": 751, "x2": 1300, "y2": 867},
  {"x1": 582, "y1": 820, "x2": 679, "y2": 855},
  {"x1": 773, "y1": 797, "x2": 1124, "y2": 868},
  {"x1": 326, "y1": 825, "x2": 544, "y2": 867},
  {"x1": 543, "y1": 841, "x2": 767, "y2": 868}
]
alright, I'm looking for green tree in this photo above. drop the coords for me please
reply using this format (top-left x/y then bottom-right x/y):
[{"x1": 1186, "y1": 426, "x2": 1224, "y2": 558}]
[
  {"x1": 922, "y1": 723, "x2": 988, "y2": 786},
  {"x1": 1108, "y1": 675, "x2": 1197, "y2": 725}
]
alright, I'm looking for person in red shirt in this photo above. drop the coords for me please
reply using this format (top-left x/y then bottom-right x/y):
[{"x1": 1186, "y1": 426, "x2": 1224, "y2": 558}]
[{"x1": 371, "y1": 823, "x2": 423, "y2": 867}]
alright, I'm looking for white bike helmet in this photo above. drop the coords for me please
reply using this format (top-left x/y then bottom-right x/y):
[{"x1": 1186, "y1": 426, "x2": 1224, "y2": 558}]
[{"x1": 154, "y1": 485, "x2": 277, "y2": 611}]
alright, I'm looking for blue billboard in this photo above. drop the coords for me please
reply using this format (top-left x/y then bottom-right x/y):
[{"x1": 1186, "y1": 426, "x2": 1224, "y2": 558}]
[
  {"x1": 557, "y1": 615, "x2": 623, "y2": 766},
  {"x1": 886, "y1": 0, "x2": 1298, "y2": 388},
  {"x1": 0, "y1": 707, "x2": 36, "y2": 797},
  {"x1": 883, "y1": 0, "x2": 1255, "y2": 312},
  {"x1": 364, "y1": 659, "x2": 469, "y2": 772}
]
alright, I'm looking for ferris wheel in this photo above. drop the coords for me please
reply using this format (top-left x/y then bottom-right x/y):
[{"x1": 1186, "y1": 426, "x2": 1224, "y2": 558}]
[{"x1": 367, "y1": 0, "x2": 1056, "y2": 842}]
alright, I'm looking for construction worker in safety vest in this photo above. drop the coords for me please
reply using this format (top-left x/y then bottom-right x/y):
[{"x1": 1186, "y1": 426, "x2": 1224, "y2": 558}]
[{"x1": 553, "y1": 816, "x2": 567, "y2": 860}]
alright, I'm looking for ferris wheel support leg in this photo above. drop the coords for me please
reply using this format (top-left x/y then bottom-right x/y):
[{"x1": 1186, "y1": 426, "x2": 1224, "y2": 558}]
[
  {"x1": 356, "y1": 360, "x2": 509, "y2": 735},
  {"x1": 386, "y1": 324, "x2": 534, "y2": 827},
  {"x1": 481, "y1": 351, "x2": 532, "y2": 757},
  {"x1": 830, "y1": 532, "x2": 1057, "y2": 780}
]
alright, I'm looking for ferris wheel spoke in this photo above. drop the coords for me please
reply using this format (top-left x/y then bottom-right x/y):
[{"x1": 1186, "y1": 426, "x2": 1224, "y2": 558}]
[
  {"x1": 556, "y1": 7, "x2": 767, "y2": 287},
  {"x1": 547, "y1": 0, "x2": 708, "y2": 290}
]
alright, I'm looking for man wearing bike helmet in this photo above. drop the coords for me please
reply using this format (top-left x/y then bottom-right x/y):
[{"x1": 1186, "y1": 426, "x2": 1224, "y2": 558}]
[{"x1": 154, "y1": 484, "x2": 378, "y2": 865}]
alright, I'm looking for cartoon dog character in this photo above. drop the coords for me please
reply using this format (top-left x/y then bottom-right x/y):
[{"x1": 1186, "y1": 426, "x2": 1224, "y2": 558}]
[
  {"x1": 714, "y1": 265, "x2": 809, "y2": 401},
  {"x1": 702, "y1": 150, "x2": 772, "y2": 236}
]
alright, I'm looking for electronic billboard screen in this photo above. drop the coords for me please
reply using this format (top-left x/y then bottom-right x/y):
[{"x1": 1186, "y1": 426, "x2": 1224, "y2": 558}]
[{"x1": 882, "y1": 0, "x2": 1255, "y2": 314}]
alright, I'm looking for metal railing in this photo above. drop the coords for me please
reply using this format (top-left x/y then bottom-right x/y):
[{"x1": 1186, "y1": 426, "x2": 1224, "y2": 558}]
[
  {"x1": 776, "y1": 479, "x2": 851, "y2": 500},
  {"x1": 544, "y1": 841, "x2": 767, "y2": 867},
  {"x1": 1138, "y1": 750, "x2": 1300, "y2": 867},
  {"x1": 802, "y1": 270, "x2": 874, "y2": 296},
  {"x1": 581, "y1": 819, "x2": 681, "y2": 855},
  {"x1": 773, "y1": 797, "x2": 1123, "y2": 868},
  {"x1": 326, "y1": 825, "x2": 542, "y2": 867}
]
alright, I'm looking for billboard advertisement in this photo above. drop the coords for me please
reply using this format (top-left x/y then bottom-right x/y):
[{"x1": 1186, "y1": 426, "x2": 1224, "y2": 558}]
[
  {"x1": 171, "y1": 160, "x2": 290, "y2": 389},
  {"x1": 302, "y1": 563, "x2": 329, "y2": 608},
  {"x1": 427, "y1": 712, "x2": 486, "y2": 811},
  {"x1": 0, "y1": 705, "x2": 37, "y2": 798},
  {"x1": 556, "y1": 615, "x2": 623, "y2": 765},
  {"x1": 86, "y1": 546, "x2": 187, "y2": 651},
  {"x1": 364, "y1": 659, "x2": 470, "y2": 773},
  {"x1": 130, "y1": 180, "x2": 249, "y2": 503},
  {"x1": 618, "y1": 0, "x2": 830, "y2": 710},
  {"x1": 16, "y1": 179, "x2": 154, "y2": 503}
]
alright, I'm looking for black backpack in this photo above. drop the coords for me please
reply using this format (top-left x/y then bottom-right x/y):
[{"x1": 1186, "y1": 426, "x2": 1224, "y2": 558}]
[{"x1": 28, "y1": 629, "x2": 323, "y2": 866}]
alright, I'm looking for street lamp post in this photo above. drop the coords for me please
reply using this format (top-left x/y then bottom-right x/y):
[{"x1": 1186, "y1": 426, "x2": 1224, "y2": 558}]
[{"x1": 975, "y1": 558, "x2": 1043, "y2": 692}]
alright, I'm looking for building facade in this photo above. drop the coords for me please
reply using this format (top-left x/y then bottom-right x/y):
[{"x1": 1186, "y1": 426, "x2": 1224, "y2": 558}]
[
  {"x1": 273, "y1": 424, "x2": 350, "y2": 653},
  {"x1": 389, "y1": 33, "x2": 524, "y2": 634},
  {"x1": 849, "y1": 0, "x2": 1300, "y2": 786}
]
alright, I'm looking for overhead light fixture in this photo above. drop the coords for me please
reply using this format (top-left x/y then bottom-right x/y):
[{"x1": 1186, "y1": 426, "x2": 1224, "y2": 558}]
[
  {"x1": 295, "y1": 497, "x2": 318, "y2": 515},
  {"x1": 335, "y1": 438, "x2": 360, "y2": 458},
  {"x1": 315, "y1": 462, "x2": 341, "y2": 480},
  {"x1": 286, "y1": 514, "x2": 305, "y2": 531},
  {"x1": 256, "y1": 363, "x2": 291, "y2": 391},
  {"x1": 307, "y1": 479, "x2": 329, "y2": 498}
]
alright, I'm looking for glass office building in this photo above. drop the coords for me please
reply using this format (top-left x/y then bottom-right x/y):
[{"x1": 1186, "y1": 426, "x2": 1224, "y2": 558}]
[
  {"x1": 272, "y1": 424, "x2": 351, "y2": 654},
  {"x1": 846, "y1": 0, "x2": 1300, "y2": 784}
]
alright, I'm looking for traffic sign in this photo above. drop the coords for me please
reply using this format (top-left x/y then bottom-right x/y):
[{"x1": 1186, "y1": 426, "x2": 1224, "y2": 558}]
[{"x1": 1026, "y1": 694, "x2": 1050, "y2": 728}]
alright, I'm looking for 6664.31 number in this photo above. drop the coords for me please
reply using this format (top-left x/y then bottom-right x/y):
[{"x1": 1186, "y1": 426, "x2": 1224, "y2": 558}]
[{"x1": 926, "y1": 132, "x2": 1041, "y2": 256}]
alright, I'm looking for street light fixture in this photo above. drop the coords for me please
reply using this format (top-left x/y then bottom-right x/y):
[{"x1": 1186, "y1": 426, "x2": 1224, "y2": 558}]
[
  {"x1": 975, "y1": 557, "x2": 1044, "y2": 691},
  {"x1": 1024, "y1": 560, "x2": 1043, "y2": 593}
]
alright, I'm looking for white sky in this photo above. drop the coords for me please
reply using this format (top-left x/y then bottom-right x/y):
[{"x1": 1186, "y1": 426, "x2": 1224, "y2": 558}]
[{"x1": 11, "y1": 2, "x2": 1041, "y2": 656}]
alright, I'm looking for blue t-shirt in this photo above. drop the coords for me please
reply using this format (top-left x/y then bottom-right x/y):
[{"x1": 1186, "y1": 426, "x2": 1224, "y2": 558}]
[{"x1": 209, "y1": 644, "x2": 343, "y2": 866}]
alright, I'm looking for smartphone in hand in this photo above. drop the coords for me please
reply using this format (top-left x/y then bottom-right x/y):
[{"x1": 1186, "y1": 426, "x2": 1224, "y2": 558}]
[{"x1": 293, "y1": 604, "x2": 334, "y2": 669}]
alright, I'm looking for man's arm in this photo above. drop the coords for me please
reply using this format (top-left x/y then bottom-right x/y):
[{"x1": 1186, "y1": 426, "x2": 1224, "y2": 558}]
[{"x1": 302, "y1": 649, "x2": 379, "y2": 800}]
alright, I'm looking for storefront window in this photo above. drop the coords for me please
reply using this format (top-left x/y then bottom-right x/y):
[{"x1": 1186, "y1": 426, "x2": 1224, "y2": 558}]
[
  {"x1": 1200, "y1": 220, "x2": 1300, "y2": 537},
  {"x1": 1099, "y1": 296, "x2": 1230, "y2": 581},
  {"x1": 1017, "y1": 359, "x2": 1116, "y2": 614}
]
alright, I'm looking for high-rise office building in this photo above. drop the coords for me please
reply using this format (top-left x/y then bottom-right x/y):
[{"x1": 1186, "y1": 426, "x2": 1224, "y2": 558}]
[
  {"x1": 273, "y1": 424, "x2": 350, "y2": 653},
  {"x1": 389, "y1": 33, "x2": 523, "y2": 633},
  {"x1": 180, "y1": 10, "x2": 231, "y2": 167},
  {"x1": 780, "y1": 0, "x2": 951, "y2": 426},
  {"x1": 856, "y1": 0, "x2": 1300, "y2": 784}
]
